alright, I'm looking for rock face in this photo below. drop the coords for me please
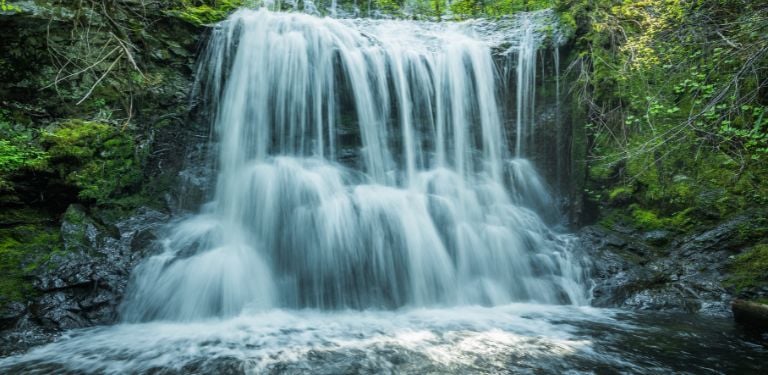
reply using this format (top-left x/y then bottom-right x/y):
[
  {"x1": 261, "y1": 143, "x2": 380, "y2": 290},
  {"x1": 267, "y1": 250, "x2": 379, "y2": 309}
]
[
  {"x1": 580, "y1": 214, "x2": 762, "y2": 317},
  {"x1": 0, "y1": 206, "x2": 169, "y2": 356}
]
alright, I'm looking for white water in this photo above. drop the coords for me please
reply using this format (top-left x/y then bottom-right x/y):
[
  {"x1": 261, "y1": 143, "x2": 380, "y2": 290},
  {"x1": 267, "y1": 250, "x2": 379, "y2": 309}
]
[
  {"x1": 4, "y1": 10, "x2": 768, "y2": 374},
  {"x1": 0, "y1": 305, "x2": 636, "y2": 374},
  {"x1": 118, "y1": 9, "x2": 588, "y2": 322}
]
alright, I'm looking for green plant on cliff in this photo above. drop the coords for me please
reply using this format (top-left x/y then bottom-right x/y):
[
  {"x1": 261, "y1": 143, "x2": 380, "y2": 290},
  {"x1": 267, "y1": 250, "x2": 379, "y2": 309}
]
[
  {"x1": 0, "y1": 141, "x2": 48, "y2": 191},
  {"x1": 172, "y1": 0, "x2": 248, "y2": 25},
  {"x1": 451, "y1": 0, "x2": 553, "y2": 18},
  {"x1": 565, "y1": 0, "x2": 768, "y2": 229},
  {"x1": 0, "y1": 112, "x2": 49, "y2": 196},
  {"x1": 726, "y1": 244, "x2": 768, "y2": 295},
  {"x1": 0, "y1": 224, "x2": 61, "y2": 306},
  {"x1": 42, "y1": 120, "x2": 143, "y2": 205},
  {"x1": 1, "y1": 0, "x2": 20, "y2": 12}
]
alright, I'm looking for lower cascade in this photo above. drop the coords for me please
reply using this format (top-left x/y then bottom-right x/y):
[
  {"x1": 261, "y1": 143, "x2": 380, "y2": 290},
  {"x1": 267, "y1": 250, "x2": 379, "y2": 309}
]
[{"x1": 119, "y1": 9, "x2": 589, "y2": 322}]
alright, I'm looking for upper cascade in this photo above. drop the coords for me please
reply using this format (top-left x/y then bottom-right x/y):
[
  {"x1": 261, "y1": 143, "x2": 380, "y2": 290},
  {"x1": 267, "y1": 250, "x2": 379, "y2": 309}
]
[{"x1": 119, "y1": 9, "x2": 588, "y2": 322}]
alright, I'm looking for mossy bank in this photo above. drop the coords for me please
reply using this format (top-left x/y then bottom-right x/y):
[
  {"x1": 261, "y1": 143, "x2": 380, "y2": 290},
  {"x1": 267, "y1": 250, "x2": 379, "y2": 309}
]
[{"x1": 0, "y1": 0, "x2": 206, "y2": 352}]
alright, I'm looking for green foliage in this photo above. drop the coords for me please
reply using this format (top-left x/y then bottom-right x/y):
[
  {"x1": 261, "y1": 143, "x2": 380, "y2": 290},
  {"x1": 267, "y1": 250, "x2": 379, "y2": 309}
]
[
  {"x1": 574, "y1": 0, "x2": 768, "y2": 227},
  {"x1": 726, "y1": 244, "x2": 768, "y2": 294},
  {"x1": 607, "y1": 185, "x2": 632, "y2": 203},
  {"x1": 451, "y1": 0, "x2": 553, "y2": 19},
  {"x1": 0, "y1": 0, "x2": 20, "y2": 12},
  {"x1": 630, "y1": 206, "x2": 662, "y2": 230},
  {"x1": 0, "y1": 112, "x2": 49, "y2": 193},
  {"x1": 167, "y1": 0, "x2": 555, "y2": 21},
  {"x1": 0, "y1": 141, "x2": 47, "y2": 191},
  {"x1": 172, "y1": 0, "x2": 248, "y2": 25},
  {"x1": 42, "y1": 120, "x2": 143, "y2": 204}
]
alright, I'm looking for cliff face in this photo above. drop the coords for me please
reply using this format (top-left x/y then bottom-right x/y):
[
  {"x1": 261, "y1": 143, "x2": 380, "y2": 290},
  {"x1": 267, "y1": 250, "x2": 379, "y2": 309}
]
[{"x1": 0, "y1": 1, "x2": 207, "y2": 353}]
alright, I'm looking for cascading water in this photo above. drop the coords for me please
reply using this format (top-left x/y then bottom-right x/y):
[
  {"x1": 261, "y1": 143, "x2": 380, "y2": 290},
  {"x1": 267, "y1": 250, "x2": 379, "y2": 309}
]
[
  {"x1": 4, "y1": 10, "x2": 768, "y2": 374},
  {"x1": 119, "y1": 9, "x2": 588, "y2": 322}
]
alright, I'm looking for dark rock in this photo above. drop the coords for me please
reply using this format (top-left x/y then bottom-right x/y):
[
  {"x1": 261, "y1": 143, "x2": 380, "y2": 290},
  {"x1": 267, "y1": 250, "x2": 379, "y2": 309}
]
[
  {"x1": 643, "y1": 230, "x2": 671, "y2": 246},
  {"x1": 679, "y1": 215, "x2": 749, "y2": 254},
  {"x1": 0, "y1": 301, "x2": 26, "y2": 330},
  {"x1": 1, "y1": 207, "x2": 170, "y2": 354},
  {"x1": 32, "y1": 291, "x2": 88, "y2": 330},
  {"x1": 732, "y1": 299, "x2": 768, "y2": 333},
  {"x1": 580, "y1": 221, "x2": 736, "y2": 317}
]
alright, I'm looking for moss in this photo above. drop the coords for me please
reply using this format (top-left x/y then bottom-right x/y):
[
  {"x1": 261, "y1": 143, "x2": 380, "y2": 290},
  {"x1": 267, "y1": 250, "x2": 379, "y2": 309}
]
[
  {"x1": 0, "y1": 223, "x2": 62, "y2": 307},
  {"x1": 42, "y1": 120, "x2": 143, "y2": 205},
  {"x1": 735, "y1": 216, "x2": 768, "y2": 243},
  {"x1": 61, "y1": 204, "x2": 89, "y2": 248},
  {"x1": 608, "y1": 185, "x2": 633, "y2": 204},
  {"x1": 171, "y1": 0, "x2": 245, "y2": 26},
  {"x1": 630, "y1": 206, "x2": 664, "y2": 230},
  {"x1": 725, "y1": 244, "x2": 768, "y2": 295},
  {"x1": 588, "y1": 161, "x2": 613, "y2": 181}
]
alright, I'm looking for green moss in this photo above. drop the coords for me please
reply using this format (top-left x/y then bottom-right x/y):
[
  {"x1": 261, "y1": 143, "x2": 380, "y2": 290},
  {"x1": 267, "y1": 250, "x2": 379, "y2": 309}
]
[
  {"x1": 631, "y1": 206, "x2": 664, "y2": 230},
  {"x1": 171, "y1": 0, "x2": 246, "y2": 26},
  {"x1": 735, "y1": 216, "x2": 768, "y2": 243},
  {"x1": 725, "y1": 244, "x2": 768, "y2": 295},
  {"x1": 608, "y1": 186, "x2": 633, "y2": 203},
  {"x1": 0, "y1": 223, "x2": 62, "y2": 307},
  {"x1": 42, "y1": 120, "x2": 143, "y2": 205},
  {"x1": 0, "y1": 112, "x2": 49, "y2": 192},
  {"x1": 574, "y1": 0, "x2": 768, "y2": 231},
  {"x1": 588, "y1": 162, "x2": 612, "y2": 181}
]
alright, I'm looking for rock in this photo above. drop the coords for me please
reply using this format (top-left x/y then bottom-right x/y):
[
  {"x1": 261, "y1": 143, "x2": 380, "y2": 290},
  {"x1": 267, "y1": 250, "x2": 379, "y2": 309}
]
[
  {"x1": 1, "y1": 206, "x2": 170, "y2": 353},
  {"x1": 679, "y1": 215, "x2": 749, "y2": 255},
  {"x1": 643, "y1": 230, "x2": 671, "y2": 246},
  {"x1": 579, "y1": 221, "x2": 736, "y2": 317},
  {"x1": 0, "y1": 301, "x2": 26, "y2": 330},
  {"x1": 732, "y1": 299, "x2": 768, "y2": 333},
  {"x1": 32, "y1": 291, "x2": 88, "y2": 330}
]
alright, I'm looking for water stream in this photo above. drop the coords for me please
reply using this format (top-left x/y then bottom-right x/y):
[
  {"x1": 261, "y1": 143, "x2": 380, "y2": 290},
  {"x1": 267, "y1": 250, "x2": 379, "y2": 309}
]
[
  {"x1": 119, "y1": 9, "x2": 589, "y2": 321},
  {"x1": 1, "y1": 9, "x2": 766, "y2": 374}
]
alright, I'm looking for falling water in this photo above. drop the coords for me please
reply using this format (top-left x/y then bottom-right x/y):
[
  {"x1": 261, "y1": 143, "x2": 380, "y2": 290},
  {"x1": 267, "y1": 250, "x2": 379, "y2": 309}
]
[
  {"x1": 514, "y1": 18, "x2": 537, "y2": 157},
  {"x1": 118, "y1": 9, "x2": 588, "y2": 322},
  {"x1": 5, "y1": 10, "x2": 768, "y2": 374}
]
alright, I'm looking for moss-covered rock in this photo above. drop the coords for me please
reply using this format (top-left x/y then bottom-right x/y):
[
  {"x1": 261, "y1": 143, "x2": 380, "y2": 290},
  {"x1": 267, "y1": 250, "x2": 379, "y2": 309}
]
[
  {"x1": 42, "y1": 120, "x2": 143, "y2": 204},
  {"x1": 726, "y1": 244, "x2": 768, "y2": 298},
  {"x1": 169, "y1": 0, "x2": 245, "y2": 26},
  {"x1": 0, "y1": 222, "x2": 61, "y2": 308}
]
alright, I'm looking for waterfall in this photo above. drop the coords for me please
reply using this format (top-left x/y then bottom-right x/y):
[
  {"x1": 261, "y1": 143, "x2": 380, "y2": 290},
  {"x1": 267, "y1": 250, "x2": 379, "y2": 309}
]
[
  {"x1": 120, "y1": 9, "x2": 588, "y2": 322},
  {"x1": 514, "y1": 18, "x2": 537, "y2": 158}
]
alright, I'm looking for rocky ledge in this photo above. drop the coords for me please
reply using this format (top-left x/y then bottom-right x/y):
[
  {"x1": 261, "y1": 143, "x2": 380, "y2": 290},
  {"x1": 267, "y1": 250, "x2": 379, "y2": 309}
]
[
  {"x1": 0, "y1": 206, "x2": 169, "y2": 356},
  {"x1": 581, "y1": 212, "x2": 768, "y2": 318}
]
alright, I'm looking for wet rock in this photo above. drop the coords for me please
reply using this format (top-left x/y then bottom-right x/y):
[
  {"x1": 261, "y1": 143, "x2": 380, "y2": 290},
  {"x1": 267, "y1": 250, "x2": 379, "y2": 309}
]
[
  {"x1": 643, "y1": 230, "x2": 671, "y2": 246},
  {"x1": 0, "y1": 301, "x2": 26, "y2": 330},
  {"x1": 580, "y1": 219, "x2": 738, "y2": 318},
  {"x1": 732, "y1": 299, "x2": 768, "y2": 333},
  {"x1": 32, "y1": 291, "x2": 88, "y2": 330},
  {"x1": 1, "y1": 206, "x2": 170, "y2": 353}
]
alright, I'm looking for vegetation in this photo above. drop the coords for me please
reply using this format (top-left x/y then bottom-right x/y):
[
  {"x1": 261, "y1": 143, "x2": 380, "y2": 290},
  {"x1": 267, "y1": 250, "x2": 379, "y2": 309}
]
[
  {"x1": 165, "y1": 0, "x2": 555, "y2": 22},
  {"x1": 559, "y1": 0, "x2": 767, "y2": 302},
  {"x1": 42, "y1": 120, "x2": 143, "y2": 204},
  {"x1": 0, "y1": 223, "x2": 61, "y2": 304},
  {"x1": 562, "y1": 0, "x2": 767, "y2": 233},
  {"x1": 726, "y1": 244, "x2": 768, "y2": 295}
]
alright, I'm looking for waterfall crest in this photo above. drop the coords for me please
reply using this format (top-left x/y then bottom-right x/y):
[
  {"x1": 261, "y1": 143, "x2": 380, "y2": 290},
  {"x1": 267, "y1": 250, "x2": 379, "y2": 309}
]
[{"x1": 120, "y1": 9, "x2": 588, "y2": 322}]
